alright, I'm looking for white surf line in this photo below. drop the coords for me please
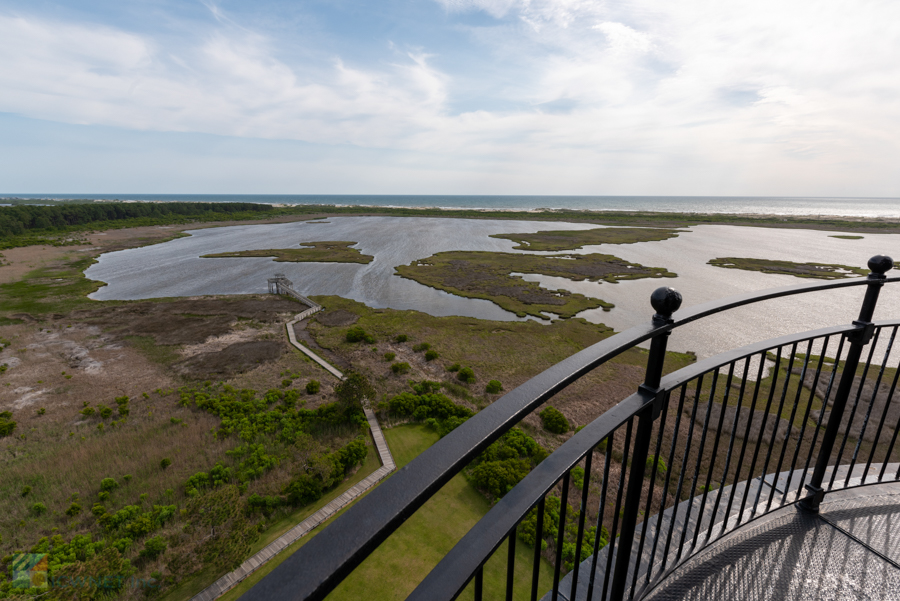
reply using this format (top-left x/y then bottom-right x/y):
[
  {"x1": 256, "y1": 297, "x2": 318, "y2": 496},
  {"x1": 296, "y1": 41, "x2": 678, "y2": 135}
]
[{"x1": 191, "y1": 309, "x2": 396, "y2": 601}]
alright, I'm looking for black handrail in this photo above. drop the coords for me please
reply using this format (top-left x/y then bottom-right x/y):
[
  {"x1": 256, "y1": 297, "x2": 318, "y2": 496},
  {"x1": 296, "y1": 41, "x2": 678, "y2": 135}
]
[{"x1": 241, "y1": 257, "x2": 898, "y2": 601}]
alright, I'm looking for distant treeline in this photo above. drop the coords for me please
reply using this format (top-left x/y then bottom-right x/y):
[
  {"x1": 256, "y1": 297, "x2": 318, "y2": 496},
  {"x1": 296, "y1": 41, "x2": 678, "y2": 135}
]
[{"x1": 0, "y1": 202, "x2": 274, "y2": 240}]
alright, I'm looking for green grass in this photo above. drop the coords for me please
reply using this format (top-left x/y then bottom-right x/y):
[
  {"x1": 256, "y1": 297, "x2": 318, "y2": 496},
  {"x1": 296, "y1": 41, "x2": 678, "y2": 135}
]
[
  {"x1": 0, "y1": 257, "x2": 107, "y2": 314},
  {"x1": 219, "y1": 425, "x2": 555, "y2": 601},
  {"x1": 395, "y1": 250, "x2": 676, "y2": 320},
  {"x1": 491, "y1": 226, "x2": 683, "y2": 251},
  {"x1": 201, "y1": 241, "x2": 374, "y2": 264}
]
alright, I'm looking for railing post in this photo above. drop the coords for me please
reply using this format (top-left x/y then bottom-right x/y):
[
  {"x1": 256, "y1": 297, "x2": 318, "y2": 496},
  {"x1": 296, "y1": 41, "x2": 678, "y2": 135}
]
[
  {"x1": 799, "y1": 255, "x2": 894, "y2": 512},
  {"x1": 609, "y1": 287, "x2": 682, "y2": 601}
]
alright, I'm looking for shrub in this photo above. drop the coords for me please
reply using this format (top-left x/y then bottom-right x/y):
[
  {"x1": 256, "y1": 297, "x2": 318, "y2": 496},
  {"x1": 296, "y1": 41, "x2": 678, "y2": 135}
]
[
  {"x1": 98, "y1": 492, "x2": 110, "y2": 502},
  {"x1": 281, "y1": 379, "x2": 293, "y2": 388},
  {"x1": 424, "y1": 349, "x2": 439, "y2": 361},
  {"x1": 100, "y1": 478, "x2": 119, "y2": 492},
  {"x1": 21, "y1": 485, "x2": 31, "y2": 497},
  {"x1": 139, "y1": 536, "x2": 167, "y2": 560},
  {"x1": 539, "y1": 406, "x2": 569, "y2": 434},
  {"x1": 412, "y1": 342, "x2": 430, "y2": 352},
  {"x1": 457, "y1": 367, "x2": 476, "y2": 384},
  {"x1": 80, "y1": 406, "x2": 95, "y2": 417},
  {"x1": 485, "y1": 380, "x2": 503, "y2": 394},
  {"x1": 37, "y1": 407, "x2": 46, "y2": 416},
  {"x1": 391, "y1": 362, "x2": 411, "y2": 375},
  {"x1": 66, "y1": 502, "x2": 82, "y2": 517},
  {"x1": 345, "y1": 326, "x2": 367, "y2": 342},
  {"x1": 383, "y1": 352, "x2": 396, "y2": 361},
  {"x1": 123, "y1": 474, "x2": 132, "y2": 482},
  {"x1": 31, "y1": 503, "x2": 47, "y2": 516},
  {"x1": 447, "y1": 363, "x2": 460, "y2": 372},
  {"x1": 395, "y1": 334, "x2": 408, "y2": 343},
  {"x1": 306, "y1": 380, "x2": 320, "y2": 395},
  {"x1": 98, "y1": 405, "x2": 113, "y2": 419},
  {"x1": 646, "y1": 456, "x2": 667, "y2": 478},
  {"x1": 160, "y1": 458, "x2": 172, "y2": 470}
]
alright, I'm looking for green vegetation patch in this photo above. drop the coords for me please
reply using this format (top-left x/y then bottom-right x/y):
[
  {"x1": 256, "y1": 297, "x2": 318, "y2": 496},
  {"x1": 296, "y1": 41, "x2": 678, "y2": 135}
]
[
  {"x1": 395, "y1": 250, "x2": 675, "y2": 319},
  {"x1": 491, "y1": 227, "x2": 682, "y2": 251},
  {"x1": 708, "y1": 257, "x2": 868, "y2": 279},
  {"x1": 201, "y1": 241, "x2": 373, "y2": 264}
]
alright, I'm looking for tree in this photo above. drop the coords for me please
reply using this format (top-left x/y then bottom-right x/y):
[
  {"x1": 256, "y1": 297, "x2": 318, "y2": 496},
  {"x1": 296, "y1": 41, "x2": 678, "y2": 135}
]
[{"x1": 334, "y1": 371, "x2": 376, "y2": 411}]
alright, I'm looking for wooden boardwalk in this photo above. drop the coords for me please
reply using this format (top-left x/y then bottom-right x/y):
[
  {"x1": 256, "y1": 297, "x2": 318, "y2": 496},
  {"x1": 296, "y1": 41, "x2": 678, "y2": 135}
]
[{"x1": 190, "y1": 305, "x2": 395, "y2": 601}]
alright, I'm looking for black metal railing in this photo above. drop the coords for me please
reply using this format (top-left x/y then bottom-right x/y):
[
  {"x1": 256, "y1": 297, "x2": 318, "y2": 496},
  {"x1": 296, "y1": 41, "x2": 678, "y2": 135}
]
[{"x1": 242, "y1": 255, "x2": 899, "y2": 601}]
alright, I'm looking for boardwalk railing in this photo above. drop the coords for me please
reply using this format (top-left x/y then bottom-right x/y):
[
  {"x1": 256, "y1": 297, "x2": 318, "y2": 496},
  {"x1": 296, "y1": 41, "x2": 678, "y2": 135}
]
[{"x1": 243, "y1": 256, "x2": 899, "y2": 601}]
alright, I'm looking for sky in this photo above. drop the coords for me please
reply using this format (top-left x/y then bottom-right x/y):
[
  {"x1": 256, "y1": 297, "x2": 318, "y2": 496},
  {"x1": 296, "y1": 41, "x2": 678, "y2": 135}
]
[{"x1": 0, "y1": 0, "x2": 898, "y2": 196}]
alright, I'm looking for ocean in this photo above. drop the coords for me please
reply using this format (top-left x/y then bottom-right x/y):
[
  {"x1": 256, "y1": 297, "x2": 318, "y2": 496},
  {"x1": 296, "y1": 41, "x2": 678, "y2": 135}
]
[{"x1": 4, "y1": 194, "x2": 900, "y2": 218}]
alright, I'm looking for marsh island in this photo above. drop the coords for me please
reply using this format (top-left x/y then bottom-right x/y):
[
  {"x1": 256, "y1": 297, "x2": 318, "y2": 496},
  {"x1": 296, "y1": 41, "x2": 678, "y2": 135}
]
[
  {"x1": 395, "y1": 250, "x2": 676, "y2": 319},
  {"x1": 490, "y1": 226, "x2": 683, "y2": 251},
  {"x1": 201, "y1": 241, "x2": 373, "y2": 264}
]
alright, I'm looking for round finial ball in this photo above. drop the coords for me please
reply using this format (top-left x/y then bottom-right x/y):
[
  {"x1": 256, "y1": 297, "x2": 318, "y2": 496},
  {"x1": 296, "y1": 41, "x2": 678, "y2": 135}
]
[
  {"x1": 650, "y1": 287, "x2": 683, "y2": 318},
  {"x1": 868, "y1": 255, "x2": 894, "y2": 275}
]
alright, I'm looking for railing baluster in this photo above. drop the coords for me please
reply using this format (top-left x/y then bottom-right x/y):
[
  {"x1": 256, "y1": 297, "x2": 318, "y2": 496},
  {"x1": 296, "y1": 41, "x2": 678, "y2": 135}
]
[
  {"x1": 761, "y1": 342, "x2": 798, "y2": 512},
  {"x1": 696, "y1": 362, "x2": 736, "y2": 547},
  {"x1": 647, "y1": 386, "x2": 687, "y2": 583},
  {"x1": 731, "y1": 352, "x2": 767, "y2": 527},
  {"x1": 610, "y1": 287, "x2": 681, "y2": 601},
  {"x1": 801, "y1": 255, "x2": 893, "y2": 512},
  {"x1": 869, "y1": 329, "x2": 900, "y2": 481},
  {"x1": 847, "y1": 326, "x2": 896, "y2": 485},
  {"x1": 749, "y1": 347, "x2": 783, "y2": 515},
  {"x1": 784, "y1": 336, "x2": 830, "y2": 504},
  {"x1": 586, "y1": 435, "x2": 614, "y2": 601},
  {"x1": 660, "y1": 384, "x2": 691, "y2": 573},
  {"x1": 709, "y1": 357, "x2": 750, "y2": 542},
  {"x1": 830, "y1": 328, "x2": 881, "y2": 489},
  {"x1": 684, "y1": 367, "x2": 719, "y2": 552},
  {"x1": 551, "y1": 472, "x2": 571, "y2": 601},
  {"x1": 475, "y1": 566, "x2": 483, "y2": 601},
  {"x1": 673, "y1": 377, "x2": 705, "y2": 563},
  {"x1": 507, "y1": 529, "x2": 516, "y2": 601},
  {"x1": 601, "y1": 420, "x2": 632, "y2": 601},
  {"x1": 799, "y1": 335, "x2": 844, "y2": 493},
  {"x1": 531, "y1": 497, "x2": 546, "y2": 601},
  {"x1": 570, "y1": 452, "x2": 593, "y2": 600},
  {"x1": 631, "y1": 392, "x2": 671, "y2": 597},
  {"x1": 767, "y1": 342, "x2": 811, "y2": 512}
]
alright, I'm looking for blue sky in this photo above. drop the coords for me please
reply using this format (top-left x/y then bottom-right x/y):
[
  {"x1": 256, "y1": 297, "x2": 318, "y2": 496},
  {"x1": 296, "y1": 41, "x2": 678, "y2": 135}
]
[{"x1": 1, "y1": 0, "x2": 898, "y2": 196}]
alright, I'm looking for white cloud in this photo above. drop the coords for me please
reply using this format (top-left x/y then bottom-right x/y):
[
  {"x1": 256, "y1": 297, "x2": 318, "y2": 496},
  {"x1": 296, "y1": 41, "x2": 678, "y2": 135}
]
[{"x1": 0, "y1": 0, "x2": 899, "y2": 195}]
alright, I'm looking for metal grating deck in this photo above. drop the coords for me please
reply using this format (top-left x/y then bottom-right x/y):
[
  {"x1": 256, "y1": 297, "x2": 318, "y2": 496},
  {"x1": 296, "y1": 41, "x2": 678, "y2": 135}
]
[{"x1": 644, "y1": 485, "x2": 900, "y2": 601}]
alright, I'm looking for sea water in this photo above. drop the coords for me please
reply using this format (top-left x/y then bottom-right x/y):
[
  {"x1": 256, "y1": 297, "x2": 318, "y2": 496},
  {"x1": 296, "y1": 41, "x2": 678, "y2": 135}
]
[
  {"x1": 6, "y1": 194, "x2": 900, "y2": 218},
  {"x1": 85, "y1": 216, "x2": 900, "y2": 361}
]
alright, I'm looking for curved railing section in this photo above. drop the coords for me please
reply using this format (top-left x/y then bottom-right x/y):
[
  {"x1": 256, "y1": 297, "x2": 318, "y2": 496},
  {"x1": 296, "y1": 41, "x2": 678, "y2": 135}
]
[{"x1": 242, "y1": 256, "x2": 899, "y2": 601}]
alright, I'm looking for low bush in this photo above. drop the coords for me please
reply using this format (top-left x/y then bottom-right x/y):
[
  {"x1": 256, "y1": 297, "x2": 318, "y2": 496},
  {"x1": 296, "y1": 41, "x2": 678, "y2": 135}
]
[
  {"x1": 412, "y1": 342, "x2": 430, "y2": 352},
  {"x1": 80, "y1": 406, "x2": 95, "y2": 417},
  {"x1": 391, "y1": 362, "x2": 411, "y2": 375},
  {"x1": 447, "y1": 363, "x2": 460, "y2": 372},
  {"x1": 100, "y1": 477, "x2": 119, "y2": 492},
  {"x1": 160, "y1": 458, "x2": 172, "y2": 470},
  {"x1": 457, "y1": 367, "x2": 476, "y2": 384},
  {"x1": 31, "y1": 503, "x2": 47, "y2": 516},
  {"x1": 21, "y1": 485, "x2": 31, "y2": 497},
  {"x1": 346, "y1": 326, "x2": 375, "y2": 344},
  {"x1": 646, "y1": 456, "x2": 667, "y2": 477},
  {"x1": 281, "y1": 379, "x2": 293, "y2": 388},
  {"x1": 383, "y1": 352, "x2": 396, "y2": 361},
  {"x1": 139, "y1": 536, "x2": 167, "y2": 560},
  {"x1": 424, "y1": 349, "x2": 439, "y2": 361},
  {"x1": 539, "y1": 406, "x2": 569, "y2": 434},
  {"x1": 66, "y1": 502, "x2": 83, "y2": 516},
  {"x1": 306, "y1": 380, "x2": 320, "y2": 394},
  {"x1": 395, "y1": 334, "x2": 408, "y2": 343},
  {"x1": 485, "y1": 380, "x2": 503, "y2": 394},
  {"x1": 98, "y1": 405, "x2": 113, "y2": 419}
]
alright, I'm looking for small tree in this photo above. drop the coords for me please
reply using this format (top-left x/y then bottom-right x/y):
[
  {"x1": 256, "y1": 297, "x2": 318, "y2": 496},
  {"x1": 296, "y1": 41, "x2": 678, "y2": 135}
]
[
  {"x1": 306, "y1": 380, "x2": 320, "y2": 395},
  {"x1": 100, "y1": 477, "x2": 119, "y2": 492},
  {"x1": 334, "y1": 371, "x2": 376, "y2": 411}
]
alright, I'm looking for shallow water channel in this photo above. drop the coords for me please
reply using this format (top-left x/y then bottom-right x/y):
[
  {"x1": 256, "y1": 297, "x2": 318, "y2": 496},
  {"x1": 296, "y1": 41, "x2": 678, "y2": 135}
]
[{"x1": 85, "y1": 216, "x2": 900, "y2": 363}]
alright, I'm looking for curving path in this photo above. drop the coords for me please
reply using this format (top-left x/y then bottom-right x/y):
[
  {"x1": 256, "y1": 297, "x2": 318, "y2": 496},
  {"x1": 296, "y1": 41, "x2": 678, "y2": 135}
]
[{"x1": 191, "y1": 301, "x2": 395, "y2": 601}]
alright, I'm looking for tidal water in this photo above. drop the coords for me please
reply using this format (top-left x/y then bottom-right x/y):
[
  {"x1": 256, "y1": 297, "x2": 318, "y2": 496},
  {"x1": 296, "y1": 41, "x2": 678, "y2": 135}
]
[
  {"x1": 8, "y1": 194, "x2": 900, "y2": 218},
  {"x1": 85, "y1": 216, "x2": 900, "y2": 361}
]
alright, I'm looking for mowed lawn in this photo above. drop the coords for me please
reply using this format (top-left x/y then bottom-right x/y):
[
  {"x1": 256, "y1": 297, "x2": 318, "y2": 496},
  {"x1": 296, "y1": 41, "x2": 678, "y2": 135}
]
[
  {"x1": 222, "y1": 424, "x2": 555, "y2": 601},
  {"x1": 326, "y1": 425, "x2": 555, "y2": 601}
]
